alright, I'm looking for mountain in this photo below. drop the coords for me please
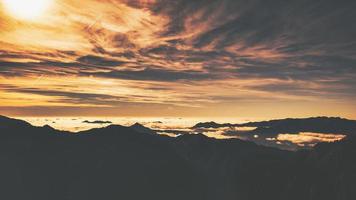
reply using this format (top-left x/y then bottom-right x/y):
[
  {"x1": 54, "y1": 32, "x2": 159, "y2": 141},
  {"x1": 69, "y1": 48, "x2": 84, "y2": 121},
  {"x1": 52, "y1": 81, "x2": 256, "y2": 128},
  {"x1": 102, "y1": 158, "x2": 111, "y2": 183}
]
[
  {"x1": 0, "y1": 115, "x2": 355, "y2": 200},
  {"x1": 246, "y1": 117, "x2": 356, "y2": 136},
  {"x1": 192, "y1": 121, "x2": 234, "y2": 129},
  {"x1": 193, "y1": 117, "x2": 356, "y2": 136},
  {"x1": 82, "y1": 120, "x2": 112, "y2": 124},
  {"x1": 0, "y1": 116, "x2": 204, "y2": 200},
  {"x1": 130, "y1": 122, "x2": 157, "y2": 135}
]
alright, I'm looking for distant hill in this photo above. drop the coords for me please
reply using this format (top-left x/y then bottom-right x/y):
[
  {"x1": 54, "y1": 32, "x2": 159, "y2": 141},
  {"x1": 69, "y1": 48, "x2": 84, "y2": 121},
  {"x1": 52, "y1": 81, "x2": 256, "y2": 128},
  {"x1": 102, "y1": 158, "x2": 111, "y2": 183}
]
[
  {"x1": 193, "y1": 117, "x2": 356, "y2": 136},
  {"x1": 82, "y1": 120, "x2": 112, "y2": 124},
  {"x1": 0, "y1": 115, "x2": 355, "y2": 200},
  {"x1": 193, "y1": 121, "x2": 234, "y2": 129}
]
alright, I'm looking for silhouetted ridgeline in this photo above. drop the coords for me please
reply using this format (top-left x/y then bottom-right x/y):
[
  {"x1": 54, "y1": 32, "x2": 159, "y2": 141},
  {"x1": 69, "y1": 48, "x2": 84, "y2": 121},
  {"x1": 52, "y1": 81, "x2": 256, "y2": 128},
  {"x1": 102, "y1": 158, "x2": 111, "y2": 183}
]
[
  {"x1": 193, "y1": 117, "x2": 356, "y2": 135},
  {"x1": 82, "y1": 120, "x2": 112, "y2": 124},
  {"x1": 0, "y1": 115, "x2": 355, "y2": 200}
]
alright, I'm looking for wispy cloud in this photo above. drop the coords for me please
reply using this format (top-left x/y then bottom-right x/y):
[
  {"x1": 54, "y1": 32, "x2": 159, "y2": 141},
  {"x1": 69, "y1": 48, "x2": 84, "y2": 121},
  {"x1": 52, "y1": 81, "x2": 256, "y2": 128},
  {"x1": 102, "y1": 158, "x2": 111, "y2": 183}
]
[{"x1": 0, "y1": 0, "x2": 355, "y2": 117}]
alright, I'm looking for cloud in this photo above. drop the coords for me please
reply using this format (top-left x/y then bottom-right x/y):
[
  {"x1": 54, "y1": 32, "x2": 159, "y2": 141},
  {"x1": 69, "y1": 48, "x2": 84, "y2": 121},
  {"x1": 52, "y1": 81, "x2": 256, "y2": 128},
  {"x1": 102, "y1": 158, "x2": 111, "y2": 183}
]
[
  {"x1": 0, "y1": 0, "x2": 355, "y2": 117},
  {"x1": 276, "y1": 132, "x2": 346, "y2": 147},
  {"x1": 81, "y1": 68, "x2": 215, "y2": 81},
  {"x1": 77, "y1": 55, "x2": 127, "y2": 67}
]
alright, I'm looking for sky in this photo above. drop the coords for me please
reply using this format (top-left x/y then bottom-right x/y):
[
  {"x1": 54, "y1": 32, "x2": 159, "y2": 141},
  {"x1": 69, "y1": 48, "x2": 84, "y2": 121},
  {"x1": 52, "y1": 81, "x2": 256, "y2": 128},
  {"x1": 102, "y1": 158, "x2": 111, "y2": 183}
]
[{"x1": 0, "y1": 0, "x2": 355, "y2": 119}]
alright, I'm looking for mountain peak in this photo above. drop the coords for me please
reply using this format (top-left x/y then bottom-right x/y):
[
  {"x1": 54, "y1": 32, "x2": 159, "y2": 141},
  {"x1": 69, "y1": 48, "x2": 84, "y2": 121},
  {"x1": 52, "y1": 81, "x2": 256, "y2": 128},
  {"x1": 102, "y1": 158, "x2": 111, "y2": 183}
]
[
  {"x1": 131, "y1": 122, "x2": 145, "y2": 128},
  {"x1": 130, "y1": 123, "x2": 156, "y2": 135}
]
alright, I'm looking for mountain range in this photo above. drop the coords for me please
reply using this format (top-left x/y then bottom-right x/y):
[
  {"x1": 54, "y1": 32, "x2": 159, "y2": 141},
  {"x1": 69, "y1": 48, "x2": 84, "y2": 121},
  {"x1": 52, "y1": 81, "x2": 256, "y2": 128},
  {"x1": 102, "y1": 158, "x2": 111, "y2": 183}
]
[
  {"x1": 193, "y1": 117, "x2": 356, "y2": 135},
  {"x1": 0, "y1": 115, "x2": 355, "y2": 200}
]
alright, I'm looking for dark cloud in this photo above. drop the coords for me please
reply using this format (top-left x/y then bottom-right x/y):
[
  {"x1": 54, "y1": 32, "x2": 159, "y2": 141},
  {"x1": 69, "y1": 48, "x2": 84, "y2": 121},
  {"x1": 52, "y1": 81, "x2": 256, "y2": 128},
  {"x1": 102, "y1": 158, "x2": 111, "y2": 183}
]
[
  {"x1": 0, "y1": 85, "x2": 126, "y2": 106},
  {"x1": 81, "y1": 67, "x2": 215, "y2": 81},
  {"x1": 77, "y1": 55, "x2": 127, "y2": 67}
]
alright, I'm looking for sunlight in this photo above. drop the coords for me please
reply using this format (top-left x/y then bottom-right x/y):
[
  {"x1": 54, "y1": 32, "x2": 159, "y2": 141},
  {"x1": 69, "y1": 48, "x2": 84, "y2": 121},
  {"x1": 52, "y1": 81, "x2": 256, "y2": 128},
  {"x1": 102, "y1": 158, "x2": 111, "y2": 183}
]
[{"x1": 2, "y1": 0, "x2": 52, "y2": 20}]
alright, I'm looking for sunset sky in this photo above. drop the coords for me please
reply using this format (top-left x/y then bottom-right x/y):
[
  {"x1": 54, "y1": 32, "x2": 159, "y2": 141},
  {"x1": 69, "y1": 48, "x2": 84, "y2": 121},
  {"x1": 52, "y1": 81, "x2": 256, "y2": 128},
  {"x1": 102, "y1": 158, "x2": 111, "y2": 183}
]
[{"x1": 0, "y1": 0, "x2": 355, "y2": 119}]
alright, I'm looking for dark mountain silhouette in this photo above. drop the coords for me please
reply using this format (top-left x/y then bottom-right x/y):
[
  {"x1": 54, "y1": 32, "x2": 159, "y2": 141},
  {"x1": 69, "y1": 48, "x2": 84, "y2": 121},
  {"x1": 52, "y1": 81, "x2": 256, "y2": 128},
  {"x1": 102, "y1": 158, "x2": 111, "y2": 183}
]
[
  {"x1": 82, "y1": 120, "x2": 112, "y2": 124},
  {"x1": 0, "y1": 116, "x2": 204, "y2": 200},
  {"x1": 193, "y1": 117, "x2": 356, "y2": 136},
  {"x1": 130, "y1": 122, "x2": 157, "y2": 135},
  {"x1": 0, "y1": 115, "x2": 355, "y2": 200},
  {"x1": 192, "y1": 121, "x2": 234, "y2": 129}
]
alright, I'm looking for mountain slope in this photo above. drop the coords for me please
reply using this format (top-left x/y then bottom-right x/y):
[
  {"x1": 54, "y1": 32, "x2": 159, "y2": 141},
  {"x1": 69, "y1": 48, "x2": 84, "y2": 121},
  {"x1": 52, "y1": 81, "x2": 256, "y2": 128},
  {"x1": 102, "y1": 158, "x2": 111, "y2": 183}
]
[
  {"x1": 0, "y1": 116, "x2": 206, "y2": 200},
  {"x1": 0, "y1": 116, "x2": 355, "y2": 200}
]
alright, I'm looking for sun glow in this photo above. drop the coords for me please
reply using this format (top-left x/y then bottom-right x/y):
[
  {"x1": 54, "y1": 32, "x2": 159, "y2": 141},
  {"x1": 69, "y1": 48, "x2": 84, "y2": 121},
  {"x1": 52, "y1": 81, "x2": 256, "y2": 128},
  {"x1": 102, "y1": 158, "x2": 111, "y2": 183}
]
[{"x1": 2, "y1": 0, "x2": 52, "y2": 20}]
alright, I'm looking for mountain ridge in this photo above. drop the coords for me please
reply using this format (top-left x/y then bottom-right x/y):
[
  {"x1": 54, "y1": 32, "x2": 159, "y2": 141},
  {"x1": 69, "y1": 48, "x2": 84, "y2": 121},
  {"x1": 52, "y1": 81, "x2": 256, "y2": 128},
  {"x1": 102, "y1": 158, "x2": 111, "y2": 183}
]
[
  {"x1": 193, "y1": 116, "x2": 356, "y2": 136},
  {"x1": 0, "y1": 115, "x2": 355, "y2": 200}
]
